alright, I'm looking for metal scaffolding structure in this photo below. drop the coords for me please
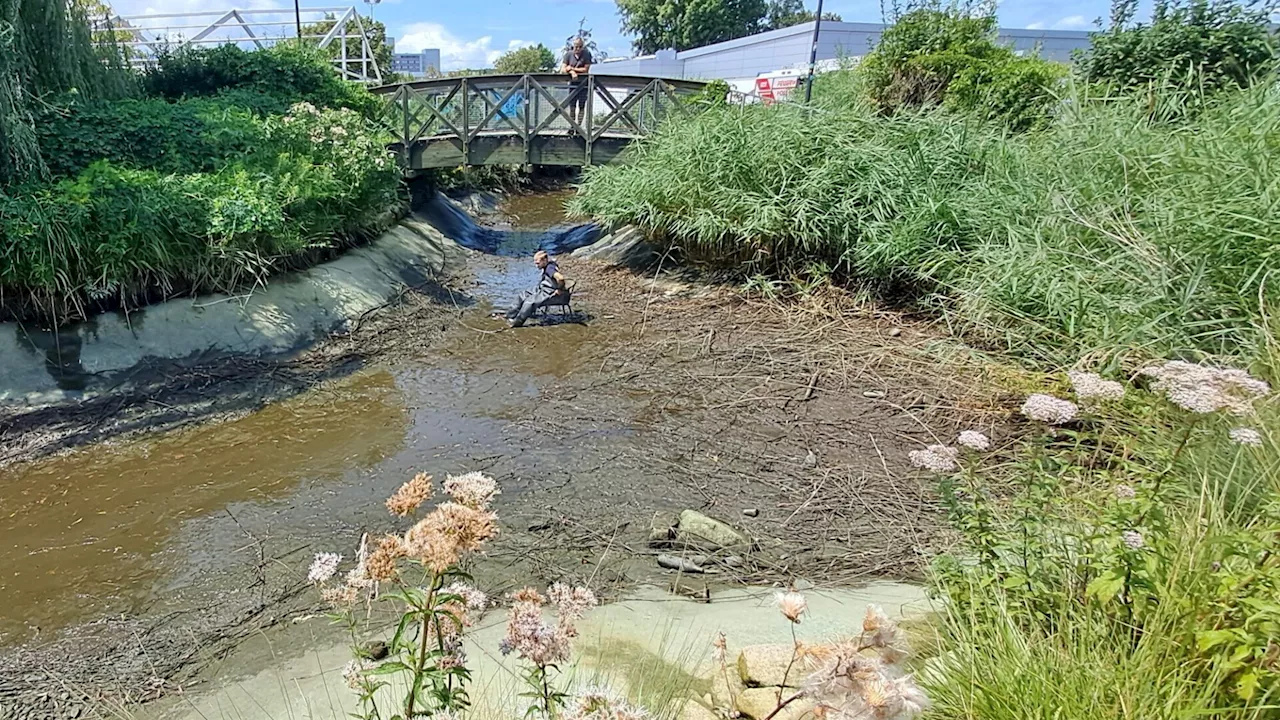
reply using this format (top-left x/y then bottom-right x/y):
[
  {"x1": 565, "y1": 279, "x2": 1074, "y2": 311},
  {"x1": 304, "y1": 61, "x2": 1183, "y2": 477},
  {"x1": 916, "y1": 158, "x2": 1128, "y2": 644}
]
[{"x1": 100, "y1": 6, "x2": 382, "y2": 83}]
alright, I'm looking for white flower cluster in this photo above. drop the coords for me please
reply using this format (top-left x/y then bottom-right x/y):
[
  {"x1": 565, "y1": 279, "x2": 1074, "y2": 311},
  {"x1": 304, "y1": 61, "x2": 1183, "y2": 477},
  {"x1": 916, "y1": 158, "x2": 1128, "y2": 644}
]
[
  {"x1": 1068, "y1": 370, "x2": 1126, "y2": 401},
  {"x1": 1121, "y1": 530, "x2": 1145, "y2": 550},
  {"x1": 1139, "y1": 360, "x2": 1270, "y2": 415},
  {"x1": 908, "y1": 444, "x2": 959, "y2": 473},
  {"x1": 307, "y1": 552, "x2": 342, "y2": 583},
  {"x1": 1020, "y1": 394, "x2": 1079, "y2": 424},
  {"x1": 1229, "y1": 427, "x2": 1263, "y2": 447},
  {"x1": 956, "y1": 430, "x2": 990, "y2": 451}
]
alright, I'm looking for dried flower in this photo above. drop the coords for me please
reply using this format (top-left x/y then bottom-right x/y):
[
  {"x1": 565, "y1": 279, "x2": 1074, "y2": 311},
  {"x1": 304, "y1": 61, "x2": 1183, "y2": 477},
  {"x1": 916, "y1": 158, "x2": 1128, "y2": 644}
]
[
  {"x1": 801, "y1": 634, "x2": 928, "y2": 720},
  {"x1": 342, "y1": 659, "x2": 373, "y2": 692},
  {"x1": 775, "y1": 591, "x2": 808, "y2": 624},
  {"x1": 443, "y1": 471, "x2": 501, "y2": 509},
  {"x1": 1139, "y1": 361, "x2": 1270, "y2": 415},
  {"x1": 502, "y1": 584, "x2": 595, "y2": 667},
  {"x1": 563, "y1": 686, "x2": 648, "y2": 720},
  {"x1": 861, "y1": 605, "x2": 900, "y2": 650},
  {"x1": 1020, "y1": 394, "x2": 1079, "y2": 424},
  {"x1": 1121, "y1": 530, "x2": 1145, "y2": 550},
  {"x1": 908, "y1": 445, "x2": 959, "y2": 473},
  {"x1": 548, "y1": 582, "x2": 598, "y2": 622},
  {"x1": 403, "y1": 501, "x2": 499, "y2": 572},
  {"x1": 387, "y1": 473, "x2": 433, "y2": 517},
  {"x1": 321, "y1": 584, "x2": 360, "y2": 608},
  {"x1": 444, "y1": 582, "x2": 489, "y2": 611},
  {"x1": 1068, "y1": 371, "x2": 1126, "y2": 401},
  {"x1": 308, "y1": 552, "x2": 342, "y2": 584},
  {"x1": 712, "y1": 632, "x2": 728, "y2": 664},
  {"x1": 367, "y1": 535, "x2": 405, "y2": 581},
  {"x1": 1114, "y1": 484, "x2": 1136, "y2": 500},
  {"x1": 956, "y1": 431, "x2": 990, "y2": 451},
  {"x1": 1230, "y1": 427, "x2": 1263, "y2": 447}
]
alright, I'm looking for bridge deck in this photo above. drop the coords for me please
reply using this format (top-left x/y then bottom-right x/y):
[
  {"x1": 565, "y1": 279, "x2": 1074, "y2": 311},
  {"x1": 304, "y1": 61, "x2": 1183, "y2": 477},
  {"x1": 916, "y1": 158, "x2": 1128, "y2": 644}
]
[{"x1": 372, "y1": 73, "x2": 708, "y2": 169}]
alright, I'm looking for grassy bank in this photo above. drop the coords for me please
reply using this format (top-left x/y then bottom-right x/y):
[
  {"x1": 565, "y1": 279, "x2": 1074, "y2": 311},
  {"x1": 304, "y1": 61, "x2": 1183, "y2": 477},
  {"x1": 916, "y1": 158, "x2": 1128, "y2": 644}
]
[
  {"x1": 571, "y1": 82, "x2": 1280, "y2": 367},
  {"x1": 0, "y1": 43, "x2": 400, "y2": 323}
]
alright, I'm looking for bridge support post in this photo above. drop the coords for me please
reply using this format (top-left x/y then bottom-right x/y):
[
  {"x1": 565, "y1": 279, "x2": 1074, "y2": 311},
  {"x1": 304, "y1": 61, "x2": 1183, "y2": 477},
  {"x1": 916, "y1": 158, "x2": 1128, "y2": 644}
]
[
  {"x1": 461, "y1": 77, "x2": 470, "y2": 164},
  {"x1": 585, "y1": 75, "x2": 594, "y2": 166},
  {"x1": 523, "y1": 75, "x2": 531, "y2": 167}
]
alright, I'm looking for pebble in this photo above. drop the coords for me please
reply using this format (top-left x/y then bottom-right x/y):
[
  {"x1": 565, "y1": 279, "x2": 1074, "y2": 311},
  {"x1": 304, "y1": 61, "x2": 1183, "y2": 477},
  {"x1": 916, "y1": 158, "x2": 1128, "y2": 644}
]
[
  {"x1": 887, "y1": 328, "x2": 902, "y2": 337},
  {"x1": 794, "y1": 579, "x2": 815, "y2": 591},
  {"x1": 742, "y1": 508, "x2": 759, "y2": 517},
  {"x1": 862, "y1": 390, "x2": 886, "y2": 399}
]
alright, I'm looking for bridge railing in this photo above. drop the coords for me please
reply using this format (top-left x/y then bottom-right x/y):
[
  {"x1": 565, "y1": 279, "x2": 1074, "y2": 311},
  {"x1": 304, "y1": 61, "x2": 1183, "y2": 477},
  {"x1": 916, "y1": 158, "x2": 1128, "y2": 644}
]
[{"x1": 370, "y1": 73, "x2": 708, "y2": 167}]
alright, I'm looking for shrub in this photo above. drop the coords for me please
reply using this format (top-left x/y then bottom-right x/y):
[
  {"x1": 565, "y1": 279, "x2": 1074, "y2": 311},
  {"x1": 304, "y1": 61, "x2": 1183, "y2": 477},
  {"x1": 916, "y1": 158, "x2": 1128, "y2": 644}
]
[
  {"x1": 573, "y1": 81, "x2": 1280, "y2": 365},
  {"x1": 857, "y1": 6, "x2": 1065, "y2": 131},
  {"x1": 33, "y1": 97, "x2": 270, "y2": 180},
  {"x1": 1078, "y1": 0, "x2": 1279, "y2": 94},
  {"x1": 0, "y1": 103, "x2": 400, "y2": 321},
  {"x1": 140, "y1": 42, "x2": 381, "y2": 117},
  {"x1": 920, "y1": 362, "x2": 1279, "y2": 713}
]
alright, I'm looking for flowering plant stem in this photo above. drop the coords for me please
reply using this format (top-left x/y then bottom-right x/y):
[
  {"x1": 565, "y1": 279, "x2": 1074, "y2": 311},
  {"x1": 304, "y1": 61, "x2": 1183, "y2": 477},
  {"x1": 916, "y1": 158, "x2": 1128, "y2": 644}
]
[{"x1": 405, "y1": 574, "x2": 442, "y2": 719}]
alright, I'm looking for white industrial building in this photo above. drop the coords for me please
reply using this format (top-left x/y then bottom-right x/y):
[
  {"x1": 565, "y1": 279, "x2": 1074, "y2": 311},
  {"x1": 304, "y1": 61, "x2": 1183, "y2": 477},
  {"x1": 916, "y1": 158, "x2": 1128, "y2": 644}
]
[{"x1": 596, "y1": 20, "x2": 1092, "y2": 95}]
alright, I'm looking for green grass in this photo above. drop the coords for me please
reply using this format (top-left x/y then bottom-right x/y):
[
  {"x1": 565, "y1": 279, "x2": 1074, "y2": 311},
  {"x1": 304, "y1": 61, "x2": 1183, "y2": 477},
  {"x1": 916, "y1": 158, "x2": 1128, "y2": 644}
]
[{"x1": 570, "y1": 79, "x2": 1280, "y2": 368}]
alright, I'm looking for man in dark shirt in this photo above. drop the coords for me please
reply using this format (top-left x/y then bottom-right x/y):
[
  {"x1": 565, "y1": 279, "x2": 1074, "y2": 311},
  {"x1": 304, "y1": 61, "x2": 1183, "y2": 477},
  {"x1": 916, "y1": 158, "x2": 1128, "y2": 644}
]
[
  {"x1": 496, "y1": 250, "x2": 568, "y2": 327},
  {"x1": 561, "y1": 37, "x2": 594, "y2": 130}
]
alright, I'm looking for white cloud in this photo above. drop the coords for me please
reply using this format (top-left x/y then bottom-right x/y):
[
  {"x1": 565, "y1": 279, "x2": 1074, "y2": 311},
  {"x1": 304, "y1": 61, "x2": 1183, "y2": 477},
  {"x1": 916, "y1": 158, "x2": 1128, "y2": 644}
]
[
  {"x1": 1025, "y1": 21, "x2": 1046, "y2": 30},
  {"x1": 1053, "y1": 14, "x2": 1090, "y2": 29},
  {"x1": 396, "y1": 21, "x2": 533, "y2": 69}
]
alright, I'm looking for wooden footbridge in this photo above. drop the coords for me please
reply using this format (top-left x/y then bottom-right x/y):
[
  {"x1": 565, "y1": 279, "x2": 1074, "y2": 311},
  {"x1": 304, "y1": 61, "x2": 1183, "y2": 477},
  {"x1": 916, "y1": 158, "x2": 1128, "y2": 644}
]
[{"x1": 372, "y1": 73, "x2": 709, "y2": 168}]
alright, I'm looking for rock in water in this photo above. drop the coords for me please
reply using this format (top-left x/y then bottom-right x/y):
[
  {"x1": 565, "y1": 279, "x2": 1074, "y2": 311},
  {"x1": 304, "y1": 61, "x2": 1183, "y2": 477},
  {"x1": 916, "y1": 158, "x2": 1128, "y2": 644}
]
[{"x1": 676, "y1": 509, "x2": 749, "y2": 550}]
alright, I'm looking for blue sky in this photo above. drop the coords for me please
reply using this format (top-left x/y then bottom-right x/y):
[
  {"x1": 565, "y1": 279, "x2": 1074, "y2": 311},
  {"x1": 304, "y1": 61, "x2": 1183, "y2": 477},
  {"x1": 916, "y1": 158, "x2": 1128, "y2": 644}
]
[{"x1": 112, "y1": 0, "x2": 1127, "y2": 71}]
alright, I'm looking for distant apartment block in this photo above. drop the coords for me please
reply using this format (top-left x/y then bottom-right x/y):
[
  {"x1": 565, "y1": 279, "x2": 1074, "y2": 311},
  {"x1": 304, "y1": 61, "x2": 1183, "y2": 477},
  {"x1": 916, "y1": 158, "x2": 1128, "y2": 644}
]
[{"x1": 391, "y1": 49, "x2": 442, "y2": 77}]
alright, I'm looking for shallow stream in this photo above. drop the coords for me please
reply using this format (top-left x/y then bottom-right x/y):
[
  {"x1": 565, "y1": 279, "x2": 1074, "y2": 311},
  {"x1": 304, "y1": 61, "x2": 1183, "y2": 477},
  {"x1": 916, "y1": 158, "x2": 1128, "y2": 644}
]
[{"x1": 0, "y1": 190, "x2": 602, "y2": 647}]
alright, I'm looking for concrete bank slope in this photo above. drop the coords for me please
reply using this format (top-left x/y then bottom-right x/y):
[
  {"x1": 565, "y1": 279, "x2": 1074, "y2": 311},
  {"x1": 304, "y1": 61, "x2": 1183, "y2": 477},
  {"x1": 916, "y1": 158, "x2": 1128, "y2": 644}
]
[{"x1": 0, "y1": 219, "x2": 465, "y2": 407}]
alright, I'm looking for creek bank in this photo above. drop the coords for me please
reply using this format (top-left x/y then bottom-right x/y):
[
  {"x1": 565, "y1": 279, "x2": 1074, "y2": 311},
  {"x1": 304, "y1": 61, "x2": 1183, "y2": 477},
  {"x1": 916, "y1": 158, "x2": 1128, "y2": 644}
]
[{"x1": 134, "y1": 583, "x2": 930, "y2": 720}]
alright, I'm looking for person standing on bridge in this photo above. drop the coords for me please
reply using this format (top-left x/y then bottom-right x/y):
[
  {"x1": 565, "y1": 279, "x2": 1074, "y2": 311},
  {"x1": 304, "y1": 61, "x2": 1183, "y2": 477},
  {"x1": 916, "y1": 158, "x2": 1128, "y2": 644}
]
[
  {"x1": 493, "y1": 250, "x2": 568, "y2": 328},
  {"x1": 561, "y1": 36, "x2": 594, "y2": 131}
]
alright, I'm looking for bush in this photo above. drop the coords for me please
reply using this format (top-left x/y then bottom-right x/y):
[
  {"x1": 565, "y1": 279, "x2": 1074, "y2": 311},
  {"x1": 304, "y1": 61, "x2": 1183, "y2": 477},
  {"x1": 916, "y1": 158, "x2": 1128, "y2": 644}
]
[
  {"x1": 34, "y1": 97, "x2": 270, "y2": 180},
  {"x1": 856, "y1": 7, "x2": 1065, "y2": 131},
  {"x1": 0, "y1": 103, "x2": 401, "y2": 321},
  {"x1": 140, "y1": 42, "x2": 381, "y2": 117},
  {"x1": 1078, "y1": 0, "x2": 1278, "y2": 94},
  {"x1": 920, "y1": 362, "x2": 1279, "y2": 714},
  {"x1": 573, "y1": 81, "x2": 1280, "y2": 365}
]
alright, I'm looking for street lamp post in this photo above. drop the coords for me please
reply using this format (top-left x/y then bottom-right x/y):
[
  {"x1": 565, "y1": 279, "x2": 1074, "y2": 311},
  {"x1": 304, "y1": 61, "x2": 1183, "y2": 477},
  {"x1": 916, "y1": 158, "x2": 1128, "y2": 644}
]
[
  {"x1": 802, "y1": 0, "x2": 825, "y2": 103},
  {"x1": 293, "y1": 0, "x2": 302, "y2": 38}
]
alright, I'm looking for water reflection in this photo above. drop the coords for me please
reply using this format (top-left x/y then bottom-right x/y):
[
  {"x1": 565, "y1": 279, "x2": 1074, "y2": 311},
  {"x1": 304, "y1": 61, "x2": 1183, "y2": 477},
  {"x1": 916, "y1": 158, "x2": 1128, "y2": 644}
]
[{"x1": 0, "y1": 371, "x2": 408, "y2": 644}]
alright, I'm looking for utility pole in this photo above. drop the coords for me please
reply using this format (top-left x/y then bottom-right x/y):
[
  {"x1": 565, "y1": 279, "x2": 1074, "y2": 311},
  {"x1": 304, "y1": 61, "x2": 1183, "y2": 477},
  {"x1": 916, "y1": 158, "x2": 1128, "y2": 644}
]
[
  {"x1": 293, "y1": 0, "x2": 302, "y2": 39},
  {"x1": 802, "y1": 0, "x2": 825, "y2": 103}
]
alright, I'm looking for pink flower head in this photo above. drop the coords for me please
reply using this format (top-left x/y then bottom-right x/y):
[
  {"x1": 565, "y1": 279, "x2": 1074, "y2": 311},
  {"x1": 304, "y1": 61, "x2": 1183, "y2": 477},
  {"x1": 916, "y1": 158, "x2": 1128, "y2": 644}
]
[{"x1": 1020, "y1": 394, "x2": 1078, "y2": 424}]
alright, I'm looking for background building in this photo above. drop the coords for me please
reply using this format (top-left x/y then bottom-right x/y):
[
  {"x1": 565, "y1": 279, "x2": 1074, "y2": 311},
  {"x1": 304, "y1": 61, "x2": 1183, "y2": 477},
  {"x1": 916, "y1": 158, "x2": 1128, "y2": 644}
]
[
  {"x1": 596, "y1": 20, "x2": 1091, "y2": 94},
  {"x1": 391, "y1": 48, "x2": 442, "y2": 77}
]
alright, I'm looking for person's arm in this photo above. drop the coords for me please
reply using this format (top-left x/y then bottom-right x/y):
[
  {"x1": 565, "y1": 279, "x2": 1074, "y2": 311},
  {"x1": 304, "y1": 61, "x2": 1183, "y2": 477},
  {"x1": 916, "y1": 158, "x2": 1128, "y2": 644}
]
[{"x1": 552, "y1": 270, "x2": 567, "y2": 294}]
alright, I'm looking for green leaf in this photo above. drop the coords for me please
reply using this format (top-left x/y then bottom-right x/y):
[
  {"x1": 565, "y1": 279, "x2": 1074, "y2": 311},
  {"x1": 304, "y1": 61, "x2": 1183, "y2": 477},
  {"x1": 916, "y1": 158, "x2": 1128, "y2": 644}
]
[
  {"x1": 1195, "y1": 630, "x2": 1237, "y2": 652},
  {"x1": 1236, "y1": 670, "x2": 1260, "y2": 701},
  {"x1": 1086, "y1": 571, "x2": 1126, "y2": 604},
  {"x1": 368, "y1": 661, "x2": 412, "y2": 676}
]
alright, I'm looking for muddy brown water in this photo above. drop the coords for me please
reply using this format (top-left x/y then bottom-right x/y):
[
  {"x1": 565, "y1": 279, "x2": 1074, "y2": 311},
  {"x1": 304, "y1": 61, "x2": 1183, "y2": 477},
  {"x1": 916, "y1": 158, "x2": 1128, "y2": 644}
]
[{"x1": 0, "y1": 191, "x2": 601, "y2": 647}]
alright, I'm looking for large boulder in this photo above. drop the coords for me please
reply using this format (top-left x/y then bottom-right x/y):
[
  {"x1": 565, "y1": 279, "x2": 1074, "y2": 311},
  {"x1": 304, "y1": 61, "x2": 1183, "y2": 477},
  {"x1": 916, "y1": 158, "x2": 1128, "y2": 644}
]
[
  {"x1": 710, "y1": 662, "x2": 747, "y2": 711},
  {"x1": 737, "y1": 644, "x2": 802, "y2": 688},
  {"x1": 678, "y1": 701, "x2": 721, "y2": 720},
  {"x1": 736, "y1": 688, "x2": 814, "y2": 720}
]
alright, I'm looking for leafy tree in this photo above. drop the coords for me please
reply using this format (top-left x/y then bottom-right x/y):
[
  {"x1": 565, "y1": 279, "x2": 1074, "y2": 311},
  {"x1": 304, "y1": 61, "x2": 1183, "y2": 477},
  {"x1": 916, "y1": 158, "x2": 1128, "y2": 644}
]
[
  {"x1": 858, "y1": 6, "x2": 1065, "y2": 130},
  {"x1": 616, "y1": 0, "x2": 769, "y2": 53},
  {"x1": 1077, "y1": 0, "x2": 1278, "y2": 94},
  {"x1": 766, "y1": 0, "x2": 842, "y2": 30},
  {"x1": 495, "y1": 44, "x2": 557, "y2": 73},
  {"x1": 301, "y1": 13, "x2": 392, "y2": 80}
]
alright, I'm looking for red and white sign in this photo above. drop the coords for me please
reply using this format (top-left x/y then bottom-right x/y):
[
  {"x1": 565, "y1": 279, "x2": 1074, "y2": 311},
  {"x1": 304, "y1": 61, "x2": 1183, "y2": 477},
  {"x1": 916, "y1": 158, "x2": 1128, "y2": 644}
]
[{"x1": 755, "y1": 74, "x2": 802, "y2": 104}]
